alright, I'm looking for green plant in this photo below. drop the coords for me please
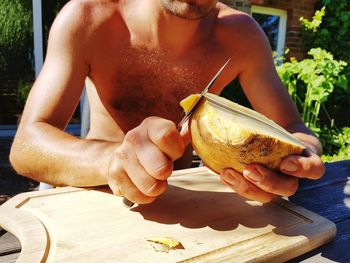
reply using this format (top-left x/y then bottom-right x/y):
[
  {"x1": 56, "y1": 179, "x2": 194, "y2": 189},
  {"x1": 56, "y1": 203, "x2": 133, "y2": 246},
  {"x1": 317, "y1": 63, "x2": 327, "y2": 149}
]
[
  {"x1": 300, "y1": 1, "x2": 350, "y2": 130},
  {"x1": 0, "y1": 0, "x2": 69, "y2": 73},
  {"x1": 300, "y1": 6, "x2": 326, "y2": 32},
  {"x1": 322, "y1": 127, "x2": 350, "y2": 162},
  {"x1": 296, "y1": 2, "x2": 350, "y2": 160},
  {"x1": 301, "y1": 1, "x2": 350, "y2": 77},
  {"x1": 276, "y1": 48, "x2": 348, "y2": 157},
  {"x1": 277, "y1": 48, "x2": 348, "y2": 133},
  {"x1": 0, "y1": 0, "x2": 33, "y2": 75}
]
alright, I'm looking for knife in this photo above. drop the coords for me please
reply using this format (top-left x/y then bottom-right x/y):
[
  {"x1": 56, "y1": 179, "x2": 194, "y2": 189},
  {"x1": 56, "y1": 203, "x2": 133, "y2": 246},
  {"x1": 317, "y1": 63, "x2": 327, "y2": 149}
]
[
  {"x1": 177, "y1": 58, "x2": 231, "y2": 129},
  {"x1": 122, "y1": 58, "x2": 231, "y2": 208}
]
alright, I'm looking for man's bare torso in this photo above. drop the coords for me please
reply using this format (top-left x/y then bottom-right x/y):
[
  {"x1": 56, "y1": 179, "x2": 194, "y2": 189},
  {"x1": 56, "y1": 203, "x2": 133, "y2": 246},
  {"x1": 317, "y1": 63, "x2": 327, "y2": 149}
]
[
  {"x1": 80, "y1": 0, "x2": 248, "y2": 142},
  {"x1": 87, "y1": 45, "x2": 230, "y2": 137},
  {"x1": 66, "y1": 1, "x2": 254, "y2": 168},
  {"x1": 12, "y1": 0, "x2": 320, "y2": 193}
]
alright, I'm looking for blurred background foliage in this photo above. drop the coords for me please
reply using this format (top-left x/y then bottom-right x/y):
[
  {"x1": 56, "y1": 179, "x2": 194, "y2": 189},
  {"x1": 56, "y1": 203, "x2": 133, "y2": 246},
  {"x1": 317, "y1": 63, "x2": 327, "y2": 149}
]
[
  {"x1": 0, "y1": 0, "x2": 33, "y2": 76},
  {"x1": 0, "y1": 0, "x2": 68, "y2": 120},
  {"x1": 222, "y1": 0, "x2": 350, "y2": 161},
  {"x1": 283, "y1": 0, "x2": 350, "y2": 161}
]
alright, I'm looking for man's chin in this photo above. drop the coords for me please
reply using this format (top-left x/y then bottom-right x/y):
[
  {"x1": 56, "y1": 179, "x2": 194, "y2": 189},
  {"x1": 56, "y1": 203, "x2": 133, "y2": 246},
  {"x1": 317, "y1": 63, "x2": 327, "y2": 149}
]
[{"x1": 160, "y1": 0, "x2": 216, "y2": 20}]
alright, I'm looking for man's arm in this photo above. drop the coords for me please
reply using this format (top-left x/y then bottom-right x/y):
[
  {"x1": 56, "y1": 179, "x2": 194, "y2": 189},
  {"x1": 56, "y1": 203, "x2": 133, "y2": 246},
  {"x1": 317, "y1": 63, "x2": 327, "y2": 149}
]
[
  {"x1": 10, "y1": 1, "x2": 185, "y2": 205},
  {"x1": 220, "y1": 14, "x2": 324, "y2": 202},
  {"x1": 10, "y1": 2, "x2": 110, "y2": 186}
]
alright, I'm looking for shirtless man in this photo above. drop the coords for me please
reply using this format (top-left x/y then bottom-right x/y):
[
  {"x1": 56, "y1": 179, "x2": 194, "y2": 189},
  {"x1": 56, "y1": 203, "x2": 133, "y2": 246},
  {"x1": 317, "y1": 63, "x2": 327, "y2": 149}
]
[{"x1": 10, "y1": 0, "x2": 325, "y2": 204}]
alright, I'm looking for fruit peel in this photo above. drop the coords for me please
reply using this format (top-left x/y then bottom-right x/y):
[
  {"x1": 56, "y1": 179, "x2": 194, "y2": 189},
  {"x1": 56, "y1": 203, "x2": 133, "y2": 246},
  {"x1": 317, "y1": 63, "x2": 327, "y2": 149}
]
[{"x1": 181, "y1": 93, "x2": 305, "y2": 174}]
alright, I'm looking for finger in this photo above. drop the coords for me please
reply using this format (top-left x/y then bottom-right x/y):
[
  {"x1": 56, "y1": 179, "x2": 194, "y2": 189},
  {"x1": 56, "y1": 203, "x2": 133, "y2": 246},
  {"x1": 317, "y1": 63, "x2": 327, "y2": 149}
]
[
  {"x1": 115, "y1": 147, "x2": 168, "y2": 197},
  {"x1": 144, "y1": 117, "x2": 185, "y2": 161},
  {"x1": 243, "y1": 164, "x2": 299, "y2": 197},
  {"x1": 279, "y1": 149, "x2": 325, "y2": 179},
  {"x1": 136, "y1": 141, "x2": 174, "y2": 180},
  {"x1": 125, "y1": 128, "x2": 173, "y2": 180},
  {"x1": 108, "y1": 170, "x2": 156, "y2": 204},
  {"x1": 220, "y1": 169, "x2": 274, "y2": 203}
]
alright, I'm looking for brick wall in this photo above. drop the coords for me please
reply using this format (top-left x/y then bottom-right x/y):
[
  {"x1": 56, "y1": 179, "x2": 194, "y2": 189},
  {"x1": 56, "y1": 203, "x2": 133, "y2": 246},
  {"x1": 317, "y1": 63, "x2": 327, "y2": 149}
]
[
  {"x1": 220, "y1": 0, "x2": 251, "y2": 13},
  {"x1": 250, "y1": 0, "x2": 320, "y2": 60}
]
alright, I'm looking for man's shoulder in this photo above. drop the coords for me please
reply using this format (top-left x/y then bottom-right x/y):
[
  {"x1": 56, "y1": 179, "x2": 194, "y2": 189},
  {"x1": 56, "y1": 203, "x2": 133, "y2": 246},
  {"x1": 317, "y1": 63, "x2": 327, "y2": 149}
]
[
  {"x1": 64, "y1": 0, "x2": 120, "y2": 12},
  {"x1": 46, "y1": 0, "x2": 123, "y2": 54},
  {"x1": 216, "y1": 3, "x2": 260, "y2": 36},
  {"x1": 56, "y1": 0, "x2": 121, "y2": 30},
  {"x1": 214, "y1": 3, "x2": 268, "y2": 52}
]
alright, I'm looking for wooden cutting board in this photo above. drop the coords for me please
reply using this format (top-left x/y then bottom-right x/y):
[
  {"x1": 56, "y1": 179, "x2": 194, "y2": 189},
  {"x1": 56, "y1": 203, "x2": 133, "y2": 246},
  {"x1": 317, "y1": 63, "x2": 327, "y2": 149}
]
[{"x1": 0, "y1": 167, "x2": 336, "y2": 263}]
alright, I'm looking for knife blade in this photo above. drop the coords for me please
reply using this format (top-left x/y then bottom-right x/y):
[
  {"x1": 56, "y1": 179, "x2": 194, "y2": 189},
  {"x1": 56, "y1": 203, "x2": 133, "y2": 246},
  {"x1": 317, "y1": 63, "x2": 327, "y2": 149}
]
[
  {"x1": 177, "y1": 58, "x2": 231, "y2": 129},
  {"x1": 122, "y1": 58, "x2": 231, "y2": 208}
]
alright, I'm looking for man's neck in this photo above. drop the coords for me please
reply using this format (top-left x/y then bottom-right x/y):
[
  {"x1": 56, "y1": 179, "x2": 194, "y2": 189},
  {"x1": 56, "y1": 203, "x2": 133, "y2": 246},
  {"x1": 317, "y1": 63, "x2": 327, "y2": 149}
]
[{"x1": 122, "y1": 0, "x2": 217, "y2": 55}]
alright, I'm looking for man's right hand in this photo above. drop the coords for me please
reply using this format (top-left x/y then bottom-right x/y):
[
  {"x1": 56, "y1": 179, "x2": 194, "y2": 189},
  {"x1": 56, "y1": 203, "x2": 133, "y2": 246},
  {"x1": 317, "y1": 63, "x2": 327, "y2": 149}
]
[{"x1": 107, "y1": 117, "x2": 186, "y2": 204}]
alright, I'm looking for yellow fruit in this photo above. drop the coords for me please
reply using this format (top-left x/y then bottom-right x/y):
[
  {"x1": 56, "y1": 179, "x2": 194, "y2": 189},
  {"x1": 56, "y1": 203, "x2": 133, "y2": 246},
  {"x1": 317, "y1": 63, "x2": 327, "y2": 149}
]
[
  {"x1": 180, "y1": 93, "x2": 305, "y2": 173},
  {"x1": 146, "y1": 237, "x2": 184, "y2": 252}
]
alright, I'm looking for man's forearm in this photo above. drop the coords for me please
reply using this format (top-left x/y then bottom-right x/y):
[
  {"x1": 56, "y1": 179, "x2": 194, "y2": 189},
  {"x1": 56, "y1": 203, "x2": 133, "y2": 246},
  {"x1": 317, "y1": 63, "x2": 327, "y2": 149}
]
[{"x1": 10, "y1": 122, "x2": 119, "y2": 187}]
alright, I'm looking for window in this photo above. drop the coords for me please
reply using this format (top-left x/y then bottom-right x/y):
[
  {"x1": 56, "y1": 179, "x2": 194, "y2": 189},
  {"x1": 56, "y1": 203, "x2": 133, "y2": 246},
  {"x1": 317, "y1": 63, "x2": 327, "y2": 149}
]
[{"x1": 251, "y1": 6, "x2": 287, "y2": 60}]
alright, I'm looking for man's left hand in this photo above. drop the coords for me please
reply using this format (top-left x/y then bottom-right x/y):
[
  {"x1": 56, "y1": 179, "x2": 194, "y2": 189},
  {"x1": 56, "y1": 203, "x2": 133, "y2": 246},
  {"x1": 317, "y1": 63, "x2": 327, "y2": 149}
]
[{"x1": 220, "y1": 148, "x2": 325, "y2": 203}]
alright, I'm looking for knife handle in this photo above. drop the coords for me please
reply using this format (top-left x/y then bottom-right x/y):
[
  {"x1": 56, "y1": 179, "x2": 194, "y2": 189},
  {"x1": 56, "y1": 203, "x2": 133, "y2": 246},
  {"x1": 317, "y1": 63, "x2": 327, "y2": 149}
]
[
  {"x1": 121, "y1": 116, "x2": 183, "y2": 208},
  {"x1": 122, "y1": 197, "x2": 135, "y2": 208}
]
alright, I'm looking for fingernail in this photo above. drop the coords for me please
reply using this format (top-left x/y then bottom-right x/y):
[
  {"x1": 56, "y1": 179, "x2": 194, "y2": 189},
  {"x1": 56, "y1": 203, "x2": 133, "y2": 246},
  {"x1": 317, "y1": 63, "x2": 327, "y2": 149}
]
[
  {"x1": 281, "y1": 161, "x2": 299, "y2": 172},
  {"x1": 243, "y1": 169, "x2": 262, "y2": 182}
]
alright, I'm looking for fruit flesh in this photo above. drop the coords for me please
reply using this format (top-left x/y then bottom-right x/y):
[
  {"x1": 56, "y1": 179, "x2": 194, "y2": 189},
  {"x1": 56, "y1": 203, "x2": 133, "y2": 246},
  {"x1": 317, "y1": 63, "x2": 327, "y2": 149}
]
[{"x1": 180, "y1": 94, "x2": 201, "y2": 113}]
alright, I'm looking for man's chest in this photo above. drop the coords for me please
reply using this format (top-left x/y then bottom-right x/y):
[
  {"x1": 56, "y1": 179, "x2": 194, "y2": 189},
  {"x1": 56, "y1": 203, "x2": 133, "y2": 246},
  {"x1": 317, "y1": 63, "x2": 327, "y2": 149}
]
[
  {"x1": 87, "y1": 49, "x2": 235, "y2": 130},
  {"x1": 89, "y1": 47, "x2": 232, "y2": 130}
]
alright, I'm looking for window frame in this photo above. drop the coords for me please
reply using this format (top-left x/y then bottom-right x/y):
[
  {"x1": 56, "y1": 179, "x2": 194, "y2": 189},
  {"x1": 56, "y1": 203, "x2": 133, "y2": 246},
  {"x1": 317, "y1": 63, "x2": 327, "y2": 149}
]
[{"x1": 251, "y1": 5, "x2": 287, "y2": 60}]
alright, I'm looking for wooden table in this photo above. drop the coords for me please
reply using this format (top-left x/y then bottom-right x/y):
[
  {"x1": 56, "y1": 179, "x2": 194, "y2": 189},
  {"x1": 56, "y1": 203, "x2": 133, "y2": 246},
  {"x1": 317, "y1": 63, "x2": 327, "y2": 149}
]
[{"x1": 1, "y1": 160, "x2": 349, "y2": 263}]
